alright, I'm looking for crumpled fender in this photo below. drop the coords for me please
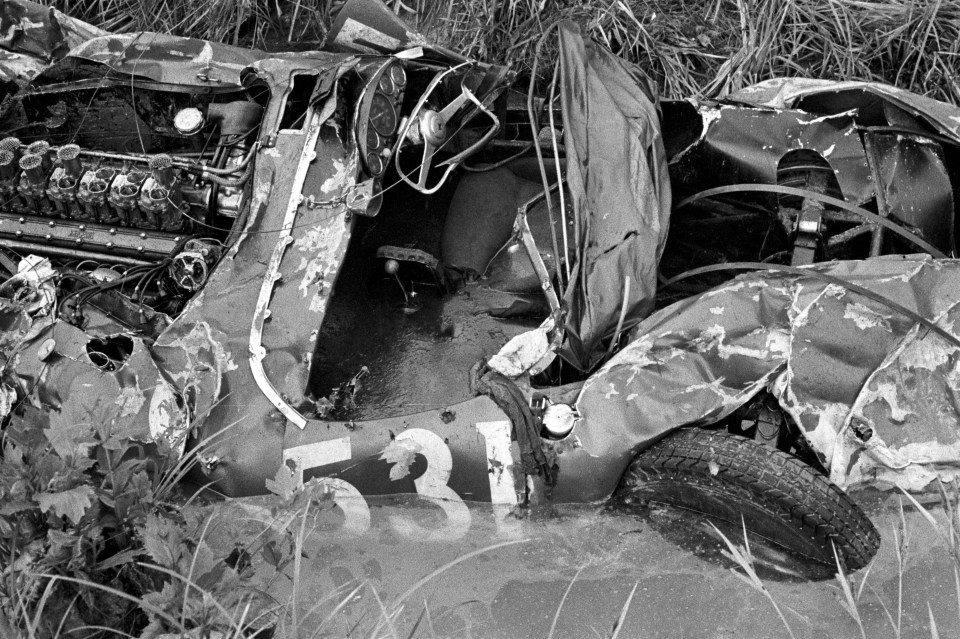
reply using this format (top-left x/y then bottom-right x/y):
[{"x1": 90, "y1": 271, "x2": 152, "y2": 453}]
[
  {"x1": 569, "y1": 256, "x2": 960, "y2": 499},
  {"x1": 4, "y1": 319, "x2": 190, "y2": 455}
]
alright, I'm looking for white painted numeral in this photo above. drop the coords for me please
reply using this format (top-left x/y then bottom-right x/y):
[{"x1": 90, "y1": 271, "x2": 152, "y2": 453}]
[
  {"x1": 316, "y1": 478, "x2": 371, "y2": 535},
  {"x1": 476, "y1": 420, "x2": 521, "y2": 537},
  {"x1": 283, "y1": 437, "x2": 370, "y2": 535},
  {"x1": 388, "y1": 428, "x2": 471, "y2": 541}
]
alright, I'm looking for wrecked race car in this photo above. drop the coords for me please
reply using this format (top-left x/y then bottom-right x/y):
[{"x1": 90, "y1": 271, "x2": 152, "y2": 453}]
[
  {"x1": 0, "y1": 0, "x2": 511, "y2": 460},
  {"x1": 8, "y1": 0, "x2": 960, "y2": 572}
]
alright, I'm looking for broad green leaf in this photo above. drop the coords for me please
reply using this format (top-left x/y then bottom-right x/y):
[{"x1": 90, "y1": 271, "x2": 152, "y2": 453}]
[
  {"x1": 265, "y1": 461, "x2": 298, "y2": 499},
  {"x1": 140, "y1": 514, "x2": 185, "y2": 569},
  {"x1": 35, "y1": 484, "x2": 94, "y2": 524},
  {"x1": 44, "y1": 414, "x2": 96, "y2": 459}
]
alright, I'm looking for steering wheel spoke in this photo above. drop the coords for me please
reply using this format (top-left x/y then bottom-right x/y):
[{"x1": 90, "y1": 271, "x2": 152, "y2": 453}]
[
  {"x1": 418, "y1": 141, "x2": 436, "y2": 189},
  {"x1": 394, "y1": 66, "x2": 500, "y2": 194},
  {"x1": 438, "y1": 89, "x2": 473, "y2": 121}
]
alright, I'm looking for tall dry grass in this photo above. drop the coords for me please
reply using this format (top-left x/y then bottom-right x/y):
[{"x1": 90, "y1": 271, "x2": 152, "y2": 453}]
[{"x1": 48, "y1": 0, "x2": 960, "y2": 103}]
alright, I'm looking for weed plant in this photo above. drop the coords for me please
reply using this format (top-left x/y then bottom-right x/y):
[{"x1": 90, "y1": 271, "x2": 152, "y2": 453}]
[
  {"x1": 49, "y1": 0, "x2": 960, "y2": 103},
  {"x1": 713, "y1": 483, "x2": 960, "y2": 639}
]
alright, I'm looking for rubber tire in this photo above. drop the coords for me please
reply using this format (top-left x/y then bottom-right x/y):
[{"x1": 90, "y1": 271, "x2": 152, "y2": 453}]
[{"x1": 619, "y1": 428, "x2": 880, "y2": 570}]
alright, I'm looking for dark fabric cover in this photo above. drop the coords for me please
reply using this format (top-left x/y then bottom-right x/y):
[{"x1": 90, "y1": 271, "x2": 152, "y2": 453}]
[{"x1": 557, "y1": 22, "x2": 672, "y2": 372}]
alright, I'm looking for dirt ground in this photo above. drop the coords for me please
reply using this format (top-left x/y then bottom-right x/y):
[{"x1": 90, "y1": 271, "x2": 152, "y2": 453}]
[{"x1": 202, "y1": 490, "x2": 955, "y2": 638}]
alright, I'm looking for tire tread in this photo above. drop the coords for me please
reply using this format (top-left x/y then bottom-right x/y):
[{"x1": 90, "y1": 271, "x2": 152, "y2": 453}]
[{"x1": 621, "y1": 429, "x2": 880, "y2": 569}]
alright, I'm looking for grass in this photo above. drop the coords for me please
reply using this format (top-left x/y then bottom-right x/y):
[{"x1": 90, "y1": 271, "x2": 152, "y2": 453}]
[
  {"x1": 10, "y1": 475, "x2": 960, "y2": 637},
  {"x1": 707, "y1": 484, "x2": 960, "y2": 639},
  {"x1": 710, "y1": 521, "x2": 800, "y2": 639},
  {"x1": 48, "y1": 0, "x2": 960, "y2": 103},
  {"x1": 5, "y1": 479, "x2": 530, "y2": 638}
]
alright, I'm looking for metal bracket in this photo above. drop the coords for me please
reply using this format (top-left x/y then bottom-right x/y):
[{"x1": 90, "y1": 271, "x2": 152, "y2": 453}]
[{"x1": 248, "y1": 113, "x2": 328, "y2": 430}]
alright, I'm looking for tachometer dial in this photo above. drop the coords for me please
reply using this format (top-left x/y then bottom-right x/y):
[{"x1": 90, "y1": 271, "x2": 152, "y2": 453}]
[
  {"x1": 369, "y1": 94, "x2": 397, "y2": 136},
  {"x1": 366, "y1": 127, "x2": 381, "y2": 151},
  {"x1": 366, "y1": 151, "x2": 384, "y2": 175},
  {"x1": 389, "y1": 64, "x2": 406, "y2": 89},
  {"x1": 378, "y1": 73, "x2": 395, "y2": 95}
]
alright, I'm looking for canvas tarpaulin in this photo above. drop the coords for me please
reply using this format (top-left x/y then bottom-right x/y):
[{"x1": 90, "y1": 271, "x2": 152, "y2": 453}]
[{"x1": 557, "y1": 23, "x2": 671, "y2": 371}]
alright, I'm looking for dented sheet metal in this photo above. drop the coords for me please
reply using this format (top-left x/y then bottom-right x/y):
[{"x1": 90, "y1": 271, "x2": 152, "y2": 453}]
[
  {"x1": 669, "y1": 105, "x2": 874, "y2": 205},
  {"x1": 577, "y1": 256, "x2": 960, "y2": 493},
  {"x1": 727, "y1": 78, "x2": 960, "y2": 144},
  {"x1": 68, "y1": 33, "x2": 262, "y2": 87},
  {"x1": 0, "y1": 0, "x2": 106, "y2": 81},
  {"x1": 1, "y1": 309, "x2": 190, "y2": 457},
  {"x1": 0, "y1": 0, "x2": 525, "y2": 506},
  {"x1": 0, "y1": 0, "x2": 105, "y2": 59},
  {"x1": 557, "y1": 22, "x2": 671, "y2": 371},
  {"x1": 1, "y1": 259, "x2": 189, "y2": 453},
  {"x1": 665, "y1": 78, "x2": 960, "y2": 258}
]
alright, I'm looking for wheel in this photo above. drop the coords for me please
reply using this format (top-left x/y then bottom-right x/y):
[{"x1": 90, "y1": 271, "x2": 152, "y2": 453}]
[
  {"x1": 618, "y1": 428, "x2": 880, "y2": 570},
  {"x1": 394, "y1": 66, "x2": 500, "y2": 193}
]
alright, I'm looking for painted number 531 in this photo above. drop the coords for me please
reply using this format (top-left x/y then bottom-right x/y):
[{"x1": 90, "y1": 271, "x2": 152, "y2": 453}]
[{"x1": 281, "y1": 421, "x2": 519, "y2": 539}]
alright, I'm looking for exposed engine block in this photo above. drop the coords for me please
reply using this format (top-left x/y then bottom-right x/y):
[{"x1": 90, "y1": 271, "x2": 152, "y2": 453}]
[
  {"x1": 0, "y1": 65, "x2": 264, "y2": 269},
  {"x1": 0, "y1": 137, "x2": 246, "y2": 265},
  {"x1": 2, "y1": 139, "x2": 202, "y2": 263}
]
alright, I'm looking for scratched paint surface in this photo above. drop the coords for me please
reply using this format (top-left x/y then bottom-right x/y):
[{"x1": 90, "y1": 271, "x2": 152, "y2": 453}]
[{"x1": 577, "y1": 256, "x2": 960, "y2": 494}]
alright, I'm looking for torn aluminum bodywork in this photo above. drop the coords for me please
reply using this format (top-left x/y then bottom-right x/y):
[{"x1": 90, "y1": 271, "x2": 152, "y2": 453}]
[
  {"x1": 0, "y1": 0, "x2": 106, "y2": 82},
  {"x1": 573, "y1": 256, "x2": 960, "y2": 496},
  {"x1": 0, "y1": 0, "x2": 520, "y2": 501},
  {"x1": 1, "y1": 263, "x2": 188, "y2": 456},
  {"x1": 664, "y1": 78, "x2": 960, "y2": 258},
  {"x1": 0, "y1": 23, "x2": 362, "y2": 487}
]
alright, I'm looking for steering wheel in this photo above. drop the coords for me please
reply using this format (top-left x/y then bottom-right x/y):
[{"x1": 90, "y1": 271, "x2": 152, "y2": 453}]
[{"x1": 393, "y1": 64, "x2": 500, "y2": 194}]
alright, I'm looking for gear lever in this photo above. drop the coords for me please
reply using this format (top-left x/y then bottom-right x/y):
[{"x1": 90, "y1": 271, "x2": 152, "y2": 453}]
[{"x1": 384, "y1": 258, "x2": 419, "y2": 313}]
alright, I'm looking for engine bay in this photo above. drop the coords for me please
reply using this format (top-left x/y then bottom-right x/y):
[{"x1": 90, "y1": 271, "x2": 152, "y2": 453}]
[{"x1": 0, "y1": 57, "x2": 270, "y2": 326}]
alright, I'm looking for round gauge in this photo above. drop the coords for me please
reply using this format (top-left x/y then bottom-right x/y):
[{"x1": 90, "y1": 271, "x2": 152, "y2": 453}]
[
  {"x1": 378, "y1": 73, "x2": 395, "y2": 95},
  {"x1": 366, "y1": 127, "x2": 381, "y2": 150},
  {"x1": 366, "y1": 151, "x2": 384, "y2": 175},
  {"x1": 389, "y1": 64, "x2": 406, "y2": 88},
  {"x1": 369, "y1": 93, "x2": 397, "y2": 136}
]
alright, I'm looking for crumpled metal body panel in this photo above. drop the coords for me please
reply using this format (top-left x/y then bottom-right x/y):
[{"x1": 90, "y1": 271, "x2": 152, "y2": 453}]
[
  {"x1": 0, "y1": 42, "x2": 359, "y2": 490},
  {"x1": 574, "y1": 256, "x2": 960, "y2": 497},
  {"x1": 0, "y1": 0, "x2": 107, "y2": 82},
  {"x1": 0, "y1": 262, "x2": 191, "y2": 456},
  {"x1": 66, "y1": 34, "x2": 351, "y2": 88},
  {"x1": 0, "y1": 0, "x2": 526, "y2": 505},
  {"x1": 666, "y1": 77, "x2": 960, "y2": 256},
  {"x1": 727, "y1": 78, "x2": 960, "y2": 145},
  {"x1": 669, "y1": 106, "x2": 874, "y2": 204},
  {"x1": 2, "y1": 315, "x2": 189, "y2": 455},
  {"x1": 140, "y1": 57, "x2": 360, "y2": 495},
  {"x1": 66, "y1": 33, "x2": 264, "y2": 87},
  {"x1": 867, "y1": 132, "x2": 954, "y2": 251},
  {"x1": 280, "y1": 396, "x2": 516, "y2": 502},
  {"x1": 557, "y1": 22, "x2": 671, "y2": 371}
]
